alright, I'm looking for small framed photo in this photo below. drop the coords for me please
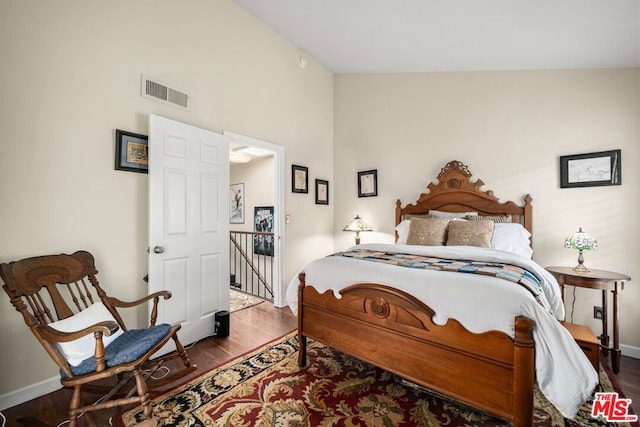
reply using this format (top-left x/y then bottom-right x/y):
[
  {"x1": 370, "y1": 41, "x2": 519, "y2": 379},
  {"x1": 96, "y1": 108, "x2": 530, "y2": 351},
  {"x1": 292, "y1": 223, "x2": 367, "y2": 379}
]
[
  {"x1": 292, "y1": 164, "x2": 308, "y2": 193},
  {"x1": 358, "y1": 169, "x2": 378, "y2": 197},
  {"x1": 115, "y1": 129, "x2": 148, "y2": 173},
  {"x1": 315, "y1": 179, "x2": 329, "y2": 205},
  {"x1": 560, "y1": 149, "x2": 621, "y2": 188},
  {"x1": 229, "y1": 183, "x2": 245, "y2": 224}
]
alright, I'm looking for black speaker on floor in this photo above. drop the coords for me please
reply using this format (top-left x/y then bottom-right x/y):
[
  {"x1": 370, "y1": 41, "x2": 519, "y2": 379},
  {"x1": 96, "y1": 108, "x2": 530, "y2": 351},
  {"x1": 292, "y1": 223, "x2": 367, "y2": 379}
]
[{"x1": 215, "y1": 310, "x2": 230, "y2": 338}]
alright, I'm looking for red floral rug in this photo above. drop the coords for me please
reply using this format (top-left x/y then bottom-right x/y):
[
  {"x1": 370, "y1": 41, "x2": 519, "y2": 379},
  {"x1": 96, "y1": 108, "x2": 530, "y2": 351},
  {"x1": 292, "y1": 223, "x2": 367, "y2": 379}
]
[{"x1": 113, "y1": 332, "x2": 632, "y2": 427}]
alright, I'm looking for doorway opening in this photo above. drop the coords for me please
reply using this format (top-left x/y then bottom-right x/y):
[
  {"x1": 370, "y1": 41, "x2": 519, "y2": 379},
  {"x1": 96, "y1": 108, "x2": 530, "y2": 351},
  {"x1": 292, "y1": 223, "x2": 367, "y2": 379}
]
[{"x1": 224, "y1": 130, "x2": 286, "y2": 308}]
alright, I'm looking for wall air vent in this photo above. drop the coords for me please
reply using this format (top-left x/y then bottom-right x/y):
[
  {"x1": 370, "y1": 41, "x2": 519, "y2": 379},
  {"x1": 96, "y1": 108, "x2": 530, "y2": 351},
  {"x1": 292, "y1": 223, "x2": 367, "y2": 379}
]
[{"x1": 141, "y1": 75, "x2": 191, "y2": 110}]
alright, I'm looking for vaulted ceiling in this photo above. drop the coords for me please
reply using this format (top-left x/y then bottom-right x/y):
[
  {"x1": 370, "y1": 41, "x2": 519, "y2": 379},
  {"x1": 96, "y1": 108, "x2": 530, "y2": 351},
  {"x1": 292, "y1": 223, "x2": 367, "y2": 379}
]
[{"x1": 234, "y1": 0, "x2": 640, "y2": 73}]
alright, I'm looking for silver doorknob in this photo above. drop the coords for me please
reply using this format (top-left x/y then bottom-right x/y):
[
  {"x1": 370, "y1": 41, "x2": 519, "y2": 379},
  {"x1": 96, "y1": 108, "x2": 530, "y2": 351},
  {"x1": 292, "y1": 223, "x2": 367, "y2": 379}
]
[{"x1": 153, "y1": 246, "x2": 165, "y2": 254}]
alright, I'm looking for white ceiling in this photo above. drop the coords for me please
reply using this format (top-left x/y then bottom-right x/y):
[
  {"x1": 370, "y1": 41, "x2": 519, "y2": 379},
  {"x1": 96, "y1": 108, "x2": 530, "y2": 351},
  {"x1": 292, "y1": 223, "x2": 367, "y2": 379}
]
[{"x1": 233, "y1": 0, "x2": 640, "y2": 73}]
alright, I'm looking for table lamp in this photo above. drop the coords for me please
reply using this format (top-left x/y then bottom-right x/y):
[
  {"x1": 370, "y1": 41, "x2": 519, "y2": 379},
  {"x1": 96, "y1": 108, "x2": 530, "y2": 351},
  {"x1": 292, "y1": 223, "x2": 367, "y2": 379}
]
[
  {"x1": 343, "y1": 215, "x2": 372, "y2": 244},
  {"x1": 564, "y1": 227, "x2": 598, "y2": 272}
]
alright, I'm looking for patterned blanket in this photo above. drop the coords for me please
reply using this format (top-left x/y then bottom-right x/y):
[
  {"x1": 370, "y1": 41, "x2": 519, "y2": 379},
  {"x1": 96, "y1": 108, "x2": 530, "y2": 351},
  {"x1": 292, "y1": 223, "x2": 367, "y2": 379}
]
[{"x1": 332, "y1": 249, "x2": 546, "y2": 306}]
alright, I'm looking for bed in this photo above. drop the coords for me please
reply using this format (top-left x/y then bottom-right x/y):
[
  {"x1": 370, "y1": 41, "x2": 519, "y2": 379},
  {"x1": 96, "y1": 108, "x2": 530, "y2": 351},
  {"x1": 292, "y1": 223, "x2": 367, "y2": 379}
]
[{"x1": 287, "y1": 160, "x2": 597, "y2": 426}]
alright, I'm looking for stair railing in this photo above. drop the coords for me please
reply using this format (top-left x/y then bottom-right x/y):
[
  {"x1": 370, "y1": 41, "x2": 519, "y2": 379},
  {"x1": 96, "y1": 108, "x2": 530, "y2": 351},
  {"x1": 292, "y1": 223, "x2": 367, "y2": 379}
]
[{"x1": 229, "y1": 231, "x2": 274, "y2": 301}]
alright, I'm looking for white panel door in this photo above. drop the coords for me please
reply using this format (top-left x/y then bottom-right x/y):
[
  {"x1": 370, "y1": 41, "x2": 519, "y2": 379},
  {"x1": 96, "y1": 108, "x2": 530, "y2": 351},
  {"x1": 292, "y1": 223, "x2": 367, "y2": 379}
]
[{"x1": 149, "y1": 114, "x2": 230, "y2": 347}]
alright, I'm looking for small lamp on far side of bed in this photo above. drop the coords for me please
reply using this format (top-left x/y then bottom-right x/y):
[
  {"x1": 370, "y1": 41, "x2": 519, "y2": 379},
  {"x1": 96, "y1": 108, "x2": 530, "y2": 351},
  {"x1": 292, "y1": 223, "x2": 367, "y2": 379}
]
[
  {"x1": 343, "y1": 215, "x2": 372, "y2": 245},
  {"x1": 564, "y1": 227, "x2": 598, "y2": 272}
]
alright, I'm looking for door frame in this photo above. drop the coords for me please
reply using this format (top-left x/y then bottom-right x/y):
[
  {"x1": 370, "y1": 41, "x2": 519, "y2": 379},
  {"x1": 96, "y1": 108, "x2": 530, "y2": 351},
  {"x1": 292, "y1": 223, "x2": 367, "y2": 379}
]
[{"x1": 224, "y1": 130, "x2": 286, "y2": 307}]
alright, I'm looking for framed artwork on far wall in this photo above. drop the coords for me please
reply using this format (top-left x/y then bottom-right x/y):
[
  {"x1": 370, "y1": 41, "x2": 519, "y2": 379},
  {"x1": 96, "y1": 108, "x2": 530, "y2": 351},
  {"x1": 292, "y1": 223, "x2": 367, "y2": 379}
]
[
  {"x1": 254, "y1": 206, "x2": 274, "y2": 256},
  {"x1": 292, "y1": 164, "x2": 308, "y2": 193},
  {"x1": 229, "y1": 183, "x2": 245, "y2": 224},
  {"x1": 115, "y1": 129, "x2": 148, "y2": 173},
  {"x1": 358, "y1": 169, "x2": 378, "y2": 197},
  {"x1": 560, "y1": 149, "x2": 621, "y2": 188},
  {"x1": 315, "y1": 179, "x2": 329, "y2": 205}
]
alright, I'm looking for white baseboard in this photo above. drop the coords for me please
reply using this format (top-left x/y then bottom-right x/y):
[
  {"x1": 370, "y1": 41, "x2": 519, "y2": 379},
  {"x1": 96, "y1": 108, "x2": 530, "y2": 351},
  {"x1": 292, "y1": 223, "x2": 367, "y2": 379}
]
[
  {"x1": 0, "y1": 376, "x2": 60, "y2": 411},
  {"x1": 621, "y1": 343, "x2": 640, "y2": 360}
]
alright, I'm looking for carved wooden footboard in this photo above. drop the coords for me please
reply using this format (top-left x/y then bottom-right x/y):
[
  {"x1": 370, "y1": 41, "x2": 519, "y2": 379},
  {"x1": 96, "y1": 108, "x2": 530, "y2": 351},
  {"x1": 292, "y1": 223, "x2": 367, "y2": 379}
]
[{"x1": 297, "y1": 273, "x2": 535, "y2": 427}]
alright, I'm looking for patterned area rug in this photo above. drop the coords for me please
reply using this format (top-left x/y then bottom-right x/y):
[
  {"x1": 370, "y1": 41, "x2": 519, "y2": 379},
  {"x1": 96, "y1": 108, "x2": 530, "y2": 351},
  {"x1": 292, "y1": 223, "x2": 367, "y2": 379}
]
[
  {"x1": 114, "y1": 333, "x2": 631, "y2": 427},
  {"x1": 229, "y1": 289, "x2": 264, "y2": 312}
]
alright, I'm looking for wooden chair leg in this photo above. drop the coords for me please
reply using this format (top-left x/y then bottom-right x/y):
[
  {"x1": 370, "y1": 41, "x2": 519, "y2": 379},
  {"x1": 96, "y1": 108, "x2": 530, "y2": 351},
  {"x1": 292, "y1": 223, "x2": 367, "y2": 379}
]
[
  {"x1": 172, "y1": 334, "x2": 193, "y2": 369},
  {"x1": 133, "y1": 370, "x2": 152, "y2": 419},
  {"x1": 68, "y1": 386, "x2": 82, "y2": 427},
  {"x1": 142, "y1": 335, "x2": 197, "y2": 390}
]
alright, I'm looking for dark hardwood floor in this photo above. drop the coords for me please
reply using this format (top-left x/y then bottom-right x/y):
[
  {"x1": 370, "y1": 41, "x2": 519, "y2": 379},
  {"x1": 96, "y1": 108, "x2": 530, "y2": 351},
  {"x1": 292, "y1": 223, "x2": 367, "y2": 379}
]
[
  {"x1": 620, "y1": 355, "x2": 640, "y2": 416},
  {"x1": 1, "y1": 302, "x2": 298, "y2": 427},
  {"x1": 2, "y1": 302, "x2": 639, "y2": 426}
]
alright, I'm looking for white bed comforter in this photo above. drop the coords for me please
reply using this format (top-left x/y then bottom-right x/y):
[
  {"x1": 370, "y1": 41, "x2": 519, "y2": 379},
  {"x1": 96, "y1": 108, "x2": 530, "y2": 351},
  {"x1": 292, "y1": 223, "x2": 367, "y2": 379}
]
[{"x1": 285, "y1": 243, "x2": 598, "y2": 419}]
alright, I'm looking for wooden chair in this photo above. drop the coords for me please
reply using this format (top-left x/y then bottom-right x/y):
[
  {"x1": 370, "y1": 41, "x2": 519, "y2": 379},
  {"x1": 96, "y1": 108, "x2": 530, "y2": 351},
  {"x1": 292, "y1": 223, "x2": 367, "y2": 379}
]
[{"x1": 1, "y1": 250, "x2": 197, "y2": 427}]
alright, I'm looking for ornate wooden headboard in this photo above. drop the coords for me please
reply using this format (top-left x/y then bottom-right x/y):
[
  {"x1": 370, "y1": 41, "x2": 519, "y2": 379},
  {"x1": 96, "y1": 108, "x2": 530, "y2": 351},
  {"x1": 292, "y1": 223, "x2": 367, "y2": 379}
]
[{"x1": 395, "y1": 160, "x2": 532, "y2": 236}]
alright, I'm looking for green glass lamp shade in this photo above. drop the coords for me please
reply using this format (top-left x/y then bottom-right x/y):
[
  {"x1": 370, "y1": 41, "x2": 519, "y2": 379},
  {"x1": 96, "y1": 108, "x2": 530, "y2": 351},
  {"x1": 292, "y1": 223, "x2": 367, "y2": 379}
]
[{"x1": 564, "y1": 227, "x2": 598, "y2": 272}]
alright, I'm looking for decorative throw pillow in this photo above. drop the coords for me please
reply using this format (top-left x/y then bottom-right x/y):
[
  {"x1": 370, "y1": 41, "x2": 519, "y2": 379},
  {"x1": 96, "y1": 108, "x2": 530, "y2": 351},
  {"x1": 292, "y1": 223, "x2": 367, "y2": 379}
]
[
  {"x1": 406, "y1": 217, "x2": 450, "y2": 246},
  {"x1": 446, "y1": 220, "x2": 495, "y2": 247},
  {"x1": 49, "y1": 303, "x2": 123, "y2": 366},
  {"x1": 467, "y1": 214, "x2": 512, "y2": 223},
  {"x1": 402, "y1": 213, "x2": 430, "y2": 221},
  {"x1": 428, "y1": 210, "x2": 478, "y2": 219}
]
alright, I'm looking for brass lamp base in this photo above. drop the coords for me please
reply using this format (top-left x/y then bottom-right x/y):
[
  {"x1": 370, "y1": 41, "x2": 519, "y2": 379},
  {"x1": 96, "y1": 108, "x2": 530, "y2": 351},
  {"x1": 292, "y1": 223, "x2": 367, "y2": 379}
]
[
  {"x1": 573, "y1": 264, "x2": 590, "y2": 273},
  {"x1": 572, "y1": 250, "x2": 590, "y2": 272}
]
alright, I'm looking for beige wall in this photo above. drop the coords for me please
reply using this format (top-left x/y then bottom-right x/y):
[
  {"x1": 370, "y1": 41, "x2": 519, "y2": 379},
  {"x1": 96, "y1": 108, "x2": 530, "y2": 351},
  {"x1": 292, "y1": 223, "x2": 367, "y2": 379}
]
[
  {"x1": 333, "y1": 69, "x2": 640, "y2": 355},
  {"x1": 0, "y1": 0, "x2": 334, "y2": 402},
  {"x1": 230, "y1": 156, "x2": 275, "y2": 232}
]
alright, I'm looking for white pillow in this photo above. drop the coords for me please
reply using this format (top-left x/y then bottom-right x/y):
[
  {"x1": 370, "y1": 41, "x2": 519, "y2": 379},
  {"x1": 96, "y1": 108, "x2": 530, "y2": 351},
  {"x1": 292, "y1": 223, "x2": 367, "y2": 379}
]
[
  {"x1": 400, "y1": 219, "x2": 533, "y2": 258},
  {"x1": 395, "y1": 220, "x2": 411, "y2": 244},
  {"x1": 428, "y1": 210, "x2": 478, "y2": 219},
  {"x1": 49, "y1": 303, "x2": 123, "y2": 366},
  {"x1": 491, "y1": 223, "x2": 533, "y2": 258}
]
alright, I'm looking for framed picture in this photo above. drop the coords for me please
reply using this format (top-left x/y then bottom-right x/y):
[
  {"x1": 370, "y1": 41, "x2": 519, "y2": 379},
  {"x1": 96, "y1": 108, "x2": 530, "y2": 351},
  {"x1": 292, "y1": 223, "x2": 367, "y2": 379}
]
[
  {"x1": 229, "y1": 183, "x2": 245, "y2": 224},
  {"x1": 292, "y1": 164, "x2": 308, "y2": 193},
  {"x1": 560, "y1": 149, "x2": 621, "y2": 188},
  {"x1": 254, "y1": 206, "x2": 274, "y2": 256},
  {"x1": 115, "y1": 129, "x2": 148, "y2": 173},
  {"x1": 358, "y1": 169, "x2": 378, "y2": 197},
  {"x1": 315, "y1": 179, "x2": 329, "y2": 205}
]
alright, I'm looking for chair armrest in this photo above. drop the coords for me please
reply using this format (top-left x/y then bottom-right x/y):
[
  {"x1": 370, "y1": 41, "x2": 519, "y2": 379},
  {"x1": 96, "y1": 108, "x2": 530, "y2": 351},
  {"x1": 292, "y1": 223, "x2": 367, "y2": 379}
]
[
  {"x1": 40, "y1": 321, "x2": 120, "y2": 342},
  {"x1": 106, "y1": 290, "x2": 172, "y2": 308},
  {"x1": 41, "y1": 321, "x2": 120, "y2": 373},
  {"x1": 106, "y1": 290, "x2": 172, "y2": 327}
]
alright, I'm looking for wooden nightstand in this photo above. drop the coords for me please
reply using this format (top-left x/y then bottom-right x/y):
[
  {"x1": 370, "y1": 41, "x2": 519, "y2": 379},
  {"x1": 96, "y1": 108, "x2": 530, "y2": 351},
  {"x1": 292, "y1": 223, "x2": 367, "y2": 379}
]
[{"x1": 546, "y1": 266, "x2": 630, "y2": 374}]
